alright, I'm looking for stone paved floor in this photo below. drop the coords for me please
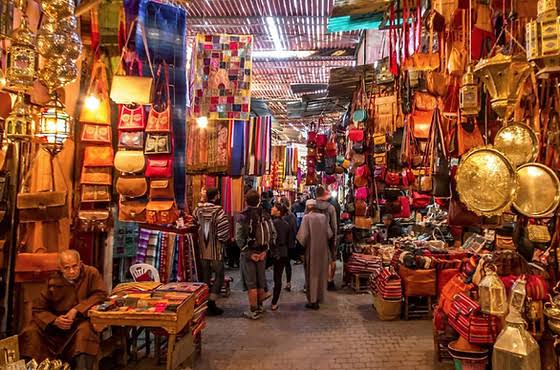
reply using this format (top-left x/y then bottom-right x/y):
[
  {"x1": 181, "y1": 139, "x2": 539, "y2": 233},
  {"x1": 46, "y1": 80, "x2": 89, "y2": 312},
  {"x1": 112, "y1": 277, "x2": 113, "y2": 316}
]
[{"x1": 194, "y1": 263, "x2": 454, "y2": 370}]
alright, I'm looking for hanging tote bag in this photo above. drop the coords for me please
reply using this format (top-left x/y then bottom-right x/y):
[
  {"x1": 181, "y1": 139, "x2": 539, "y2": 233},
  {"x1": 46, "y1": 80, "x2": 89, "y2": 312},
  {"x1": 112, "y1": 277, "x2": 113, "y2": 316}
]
[
  {"x1": 110, "y1": 19, "x2": 155, "y2": 105},
  {"x1": 79, "y1": 59, "x2": 111, "y2": 124},
  {"x1": 146, "y1": 62, "x2": 172, "y2": 133}
]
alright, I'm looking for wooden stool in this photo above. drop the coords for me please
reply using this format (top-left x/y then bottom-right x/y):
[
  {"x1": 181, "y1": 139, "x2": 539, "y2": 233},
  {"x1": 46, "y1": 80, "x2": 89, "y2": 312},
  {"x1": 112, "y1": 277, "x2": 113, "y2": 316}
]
[
  {"x1": 351, "y1": 273, "x2": 371, "y2": 293},
  {"x1": 433, "y1": 329, "x2": 456, "y2": 363},
  {"x1": 403, "y1": 296, "x2": 433, "y2": 320}
]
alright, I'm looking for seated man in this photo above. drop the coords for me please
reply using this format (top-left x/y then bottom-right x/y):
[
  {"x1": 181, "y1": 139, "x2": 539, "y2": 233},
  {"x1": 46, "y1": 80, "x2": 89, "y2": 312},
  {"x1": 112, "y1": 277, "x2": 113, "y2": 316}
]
[{"x1": 19, "y1": 250, "x2": 107, "y2": 369}]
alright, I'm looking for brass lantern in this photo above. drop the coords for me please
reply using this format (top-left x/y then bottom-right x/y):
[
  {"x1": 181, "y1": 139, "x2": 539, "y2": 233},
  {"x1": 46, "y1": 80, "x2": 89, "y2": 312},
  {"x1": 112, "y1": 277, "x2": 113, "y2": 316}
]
[
  {"x1": 37, "y1": 95, "x2": 72, "y2": 155},
  {"x1": 526, "y1": 0, "x2": 560, "y2": 78},
  {"x1": 5, "y1": 93, "x2": 35, "y2": 141},
  {"x1": 459, "y1": 65, "x2": 480, "y2": 116},
  {"x1": 478, "y1": 265, "x2": 507, "y2": 316},
  {"x1": 474, "y1": 52, "x2": 532, "y2": 121},
  {"x1": 6, "y1": 16, "x2": 37, "y2": 91}
]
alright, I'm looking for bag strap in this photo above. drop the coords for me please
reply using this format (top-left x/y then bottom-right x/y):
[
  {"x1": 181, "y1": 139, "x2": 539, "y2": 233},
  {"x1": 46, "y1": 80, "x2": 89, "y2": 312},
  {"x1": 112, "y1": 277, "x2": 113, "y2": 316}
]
[
  {"x1": 117, "y1": 18, "x2": 154, "y2": 78},
  {"x1": 153, "y1": 61, "x2": 171, "y2": 108},
  {"x1": 88, "y1": 59, "x2": 109, "y2": 96}
]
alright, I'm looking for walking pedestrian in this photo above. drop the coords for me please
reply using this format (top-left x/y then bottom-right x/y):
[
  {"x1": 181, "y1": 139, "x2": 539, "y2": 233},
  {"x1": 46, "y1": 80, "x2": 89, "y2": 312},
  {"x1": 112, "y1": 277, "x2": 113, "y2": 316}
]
[
  {"x1": 315, "y1": 186, "x2": 339, "y2": 291},
  {"x1": 297, "y1": 199, "x2": 333, "y2": 310},
  {"x1": 270, "y1": 202, "x2": 290, "y2": 310},
  {"x1": 280, "y1": 197, "x2": 297, "y2": 291}
]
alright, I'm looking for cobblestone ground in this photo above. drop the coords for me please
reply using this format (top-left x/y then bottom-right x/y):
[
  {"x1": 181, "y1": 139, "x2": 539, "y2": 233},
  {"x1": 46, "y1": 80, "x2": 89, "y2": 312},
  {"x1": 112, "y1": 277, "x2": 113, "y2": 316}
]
[{"x1": 195, "y1": 263, "x2": 454, "y2": 370}]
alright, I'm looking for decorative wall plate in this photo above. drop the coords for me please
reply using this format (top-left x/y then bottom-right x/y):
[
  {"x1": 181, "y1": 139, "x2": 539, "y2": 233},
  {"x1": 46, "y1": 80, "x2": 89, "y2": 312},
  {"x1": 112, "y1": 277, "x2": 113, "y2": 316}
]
[
  {"x1": 513, "y1": 162, "x2": 560, "y2": 217},
  {"x1": 456, "y1": 146, "x2": 518, "y2": 217},
  {"x1": 494, "y1": 122, "x2": 538, "y2": 167}
]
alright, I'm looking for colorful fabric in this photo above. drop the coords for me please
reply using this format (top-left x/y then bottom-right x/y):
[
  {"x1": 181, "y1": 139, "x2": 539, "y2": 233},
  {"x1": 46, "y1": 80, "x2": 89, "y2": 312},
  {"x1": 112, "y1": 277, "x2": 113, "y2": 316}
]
[
  {"x1": 192, "y1": 203, "x2": 231, "y2": 260},
  {"x1": 191, "y1": 34, "x2": 253, "y2": 121},
  {"x1": 229, "y1": 120, "x2": 246, "y2": 176}
]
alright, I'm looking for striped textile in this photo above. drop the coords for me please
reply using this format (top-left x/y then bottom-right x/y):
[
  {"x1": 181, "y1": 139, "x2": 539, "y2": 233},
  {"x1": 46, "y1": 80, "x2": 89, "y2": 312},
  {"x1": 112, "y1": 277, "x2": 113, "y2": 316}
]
[
  {"x1": 370, "y1": 267, "x2": 402, "y2": 301},
  {"x1": 193, "y1": 203, "x2": 231, "y2": 260}
]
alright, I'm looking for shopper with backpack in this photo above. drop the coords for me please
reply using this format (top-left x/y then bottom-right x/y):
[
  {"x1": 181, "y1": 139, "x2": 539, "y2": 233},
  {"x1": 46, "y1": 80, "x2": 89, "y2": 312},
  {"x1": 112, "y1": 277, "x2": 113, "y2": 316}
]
[
  {"x1": 192, "y1": 187, "x2": 231, "y2": 316},
  {"x1": 235, "y1": 190, "x2": 276, "y2": 320}
]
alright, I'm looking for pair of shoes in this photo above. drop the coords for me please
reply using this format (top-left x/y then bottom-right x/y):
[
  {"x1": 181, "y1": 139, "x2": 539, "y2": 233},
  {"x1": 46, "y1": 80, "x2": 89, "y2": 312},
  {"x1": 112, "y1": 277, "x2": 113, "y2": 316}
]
[
  {"x1": 256, "y1": 305, "x2": 266, "y2": 314},
  {"x1": 243, "y1": 310, "x2": 261, "y2": 320},
  {"x1": 327, "y1": 281, "x2": 337, "y2": 291},
  {"x1": 271, "y1": 304, "x2": 279, "y2": 311},
  {"x1": 207, "y1": 300, "x2": 224, "y2": 316},
  {"x1": 305, "y1": 303, "x2": 319, "y2": 310},
  {"x1": 284, "y1": 283, "x2": 291, "y2": 292}
]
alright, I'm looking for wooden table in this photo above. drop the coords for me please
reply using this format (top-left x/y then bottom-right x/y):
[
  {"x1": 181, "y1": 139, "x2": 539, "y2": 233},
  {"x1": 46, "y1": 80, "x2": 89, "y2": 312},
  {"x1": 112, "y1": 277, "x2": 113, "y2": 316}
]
[{"x1": 89, "y1": 297, "x2": 195, "y2": 370}]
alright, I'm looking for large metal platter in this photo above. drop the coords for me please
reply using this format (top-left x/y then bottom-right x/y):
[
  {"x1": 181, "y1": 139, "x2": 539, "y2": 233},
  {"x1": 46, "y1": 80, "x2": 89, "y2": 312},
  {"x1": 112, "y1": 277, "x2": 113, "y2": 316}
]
[
  {"x1": 456, "y1": 146, "x2": 518, "y2": 217},
  {"x1": 494, "y1": 122, "x2": 538, "y2": 167},
  {"x1": 513, "y1": 162, "x2": 560, "y2": 217}
]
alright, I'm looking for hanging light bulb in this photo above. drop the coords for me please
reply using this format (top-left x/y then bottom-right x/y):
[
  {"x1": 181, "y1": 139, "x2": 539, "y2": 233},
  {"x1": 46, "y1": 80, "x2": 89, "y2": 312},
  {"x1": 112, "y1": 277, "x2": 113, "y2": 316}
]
[
  {"x1": 84, "y1": 95, "x2": 100, "y2": 111},
  {"x1": 197, "y1": 116, "x2": 208, "y2": 129},
  {"x1": 37, "y1": 94, "x2": 73, "y2": 155}
]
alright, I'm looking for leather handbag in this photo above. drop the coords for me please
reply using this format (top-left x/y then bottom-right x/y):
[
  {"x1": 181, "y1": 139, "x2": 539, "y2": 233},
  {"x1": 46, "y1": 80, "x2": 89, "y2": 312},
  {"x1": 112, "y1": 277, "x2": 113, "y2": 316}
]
[
  {"x1": 440, "y1": 273, "x2": 474, "y2": 315},
  {"x1": 118, "y1": 104, "x2": 145, "y2": 131},
  {"x1": 118, "y1": 131, "x2": 144, "y2": 149},
  {"x1": 410, "y1": 110, "x2": 433, "y2": 139},
  {"x1": 398, "y1": 265, "x2": 437, "y2": 297},
  {"x1": 80, "y1": 167, "x2": 112, "y2": 185},
  {"x1": 354, "y1": 216, "x2": 373, "y2": 230},
  {"x1": 427, "y1": 71, "x2": 449, "y2": 97},
  {"x1": 81, "y1": 185, "x2": 111, "y2": 202},
  {"x1": 77, "y1": 209, "x2": 112, "y2": 232},
  {"x1": 355, "y1": 199, "x2": 368, "y2": 217},
  {"x1": 114, "y1": 150, "x2": 145, "y2": 174},
  {"x1": 527, "y1": 224, "x2": 551, "y2": 243},
  {"x1": 146, "y1": 200, "x2": 179, "y2": 225},
  {"x1": 14, "y1": 253, "x2": 59, "y2": 283},
  {"x1": 149, "y1": 178, "x2": 175, "y2": 199},
  {"x1": 110, "y1": 21, "x2": 154, "y2": 105},
  {"x1": 374, "y1": 95, "x2": 398, "y2": 133},
  {"x1": 144, "y1": 133, "x2": 171, "y2": 154},
  {"x1": 385, "y1": 172, "x2": 401, "y2": 186},
  {"x1": 145, "y1": 156, "x2": 173, "y2": 178},
  {"x1": 83, "y1": 146, "x2": 114, "y2": 167},
  {"x1": 17, "y1": 162, "x2": 68, "y2": 223},
  {"x1": 412, "y1": 192, "x2": 431, "y2": 208},
  {"x1": 146, "y1": 62, "x2": 172, "y2": 133},
  {"x1": 448, "y1": 42, "x2": 468, "y2": 76},
  {"x1": 448, "y1": 198, "x2": 482, "y2": 226},
  {"x1": 415, "y1": 92, "x2": 438, "y2": 111},
  {"x1": 80, "y1": 59, "x2": 111, "y2": 124},
  {"x1": 355, "y1": 187, "x2": 368, "y2": 200},
  {"x1": 116, "y1": 176, "x2": 148, "y2": 198},
  {"x1": 118, "y1": 199, "x2": 147, "y2": 222},
  {"x1": 354, "y1": 164, "x2": 369, "y2": 187},
  {"x1": 81, "y1": 123, "x2": 111, "y2": 144}
]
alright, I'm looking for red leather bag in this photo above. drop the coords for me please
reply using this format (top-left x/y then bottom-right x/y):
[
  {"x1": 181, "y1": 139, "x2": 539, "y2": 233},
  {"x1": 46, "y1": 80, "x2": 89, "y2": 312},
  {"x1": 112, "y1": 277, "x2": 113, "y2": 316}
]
[
  {"x1": 412, "y1": 192, "x2": 431, "y2": 208},
  {"x1": 145, "y1": 155, "x2": 173, "y2": 178},
  {"x1": 448, "y1": 293, "x2": 501, "y2": 344},
  {"x1": 385, "y1": 172, "x2": 400, "y2": 186},
  {"x1": 348, "y1": 128, "x2": 365, "y2": 142},
  {"x1": 355, "y1": 187, "x2": 368, "y2": 200}
]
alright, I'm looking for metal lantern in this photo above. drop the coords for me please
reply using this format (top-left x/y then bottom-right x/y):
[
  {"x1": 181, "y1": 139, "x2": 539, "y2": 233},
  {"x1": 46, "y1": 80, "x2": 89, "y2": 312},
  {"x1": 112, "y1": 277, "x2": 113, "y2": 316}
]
[
  {"x1": 0, "y1": 0, "x2": 13, "y2": 38},
  {"x1": 474, "y1": 52, "x2": 532, "y2": 121},
  {"x1": 5, "y1": 93, "x2": 35, "y2": 141},
  {"x1": 478, "y1": 266, "x2": 507, "y2": 316},
  {"x1": 459, "y1": 65, "x2": 480, "y2": 116},
  {"x1": 6, "y1": 17, "x2": 36, "y2": 91},
  {"x1": 37, "y1": 95, "x2": 72, "y2": 155},
  {"x1": 526, "y1": 0, "x2": 560, "y2": 78}
]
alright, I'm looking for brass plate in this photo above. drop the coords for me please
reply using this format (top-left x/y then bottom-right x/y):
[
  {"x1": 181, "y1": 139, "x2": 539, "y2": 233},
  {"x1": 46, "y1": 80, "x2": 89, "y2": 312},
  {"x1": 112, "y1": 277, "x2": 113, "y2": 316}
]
[
  {"x1": 513, "y1": 162, "x2": 560, "y2": 217},
  {"x1": 456, "y1": 146, "x2": 518, "y2": 217},
  {"x1": 494, "y1": 122, "x2": 538, "y2": 167}
]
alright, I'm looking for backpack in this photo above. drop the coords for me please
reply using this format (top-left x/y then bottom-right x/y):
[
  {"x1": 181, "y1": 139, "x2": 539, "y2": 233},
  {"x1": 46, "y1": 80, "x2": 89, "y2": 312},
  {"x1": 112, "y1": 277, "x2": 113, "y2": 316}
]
[{"x1": 246, "y1": 209, "x2": 274, "y2": 251}]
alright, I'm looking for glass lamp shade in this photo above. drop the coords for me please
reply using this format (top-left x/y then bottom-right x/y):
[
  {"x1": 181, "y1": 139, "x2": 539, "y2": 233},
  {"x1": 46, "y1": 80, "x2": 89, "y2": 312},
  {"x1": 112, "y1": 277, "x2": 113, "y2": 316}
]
[
  {"x1": 492, "y1": 315, "x2": 541, "y2": 370},
  {"x1": 478, "y1": 269, "x2": 508, "y2": 316},
  {"x1": 37, "y1": 96, "x2": 72, "y2": 155},
  {"x1": 5, "y1": 93, "x2": 35, "y2": 141},
  {"x1": 6, "y1": 17, "x2": 37, "y2": 91}
]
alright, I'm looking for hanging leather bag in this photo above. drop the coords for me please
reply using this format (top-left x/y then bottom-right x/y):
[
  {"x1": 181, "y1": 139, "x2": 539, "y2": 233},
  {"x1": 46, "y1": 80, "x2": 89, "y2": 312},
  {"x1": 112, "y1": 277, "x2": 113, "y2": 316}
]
[
  {"x1": 81, "y1": 123, "x2": 112, "y2": 144},
  {"x1": 80, "y1": 59, "x2": 111, "y2": 124},
  {"x1": 149, "y1": 178, "x2": 175, "y2": 199},
  {"x1": 146, "y1": 62, "x2": 172, "y2": 133},
  {"x1": 110, "y1": 19, "x2": 155, "y2": 105},
  {"x1": 83, "y1": 146, "x2": 114, "y2": 167},
  {"x1": 116, "y1": 176, "x2": 148, "y2": 198},
  {"x1": 118, "y1": 198, "x2": 147, "y2": 222},
  {"x1": 114, "y1": 150, "x2": 146, "y2": 174},
  {"x1": 146, "y1": 200, "x2": 179, "y2": 225}
]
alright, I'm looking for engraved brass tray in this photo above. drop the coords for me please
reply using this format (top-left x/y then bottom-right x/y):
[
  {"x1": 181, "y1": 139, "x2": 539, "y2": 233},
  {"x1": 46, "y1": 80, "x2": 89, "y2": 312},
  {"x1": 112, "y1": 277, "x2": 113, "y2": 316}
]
[
  {"x1": 494, "y1": 122, "x2": 538, "y2": 167},
  {"x1": 456, "y1": 146, "x2": 518, "y2": 217},
  {"x1": 513, "y1": 162, "x2": 560, "y2": 217}
]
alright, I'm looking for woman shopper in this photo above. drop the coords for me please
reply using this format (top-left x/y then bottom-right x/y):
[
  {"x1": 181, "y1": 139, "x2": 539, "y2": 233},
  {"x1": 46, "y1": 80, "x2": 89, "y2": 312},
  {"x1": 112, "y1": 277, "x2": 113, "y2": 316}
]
[
  {"x1": 280, "y1": 197, "x2": 297, "y2": 291},
  {"x1": 296, "y1": 199, "x2": 333, "y2": 310},
  {"x1": 270, "y1": 202, "x2": 291, "y2": 310}
]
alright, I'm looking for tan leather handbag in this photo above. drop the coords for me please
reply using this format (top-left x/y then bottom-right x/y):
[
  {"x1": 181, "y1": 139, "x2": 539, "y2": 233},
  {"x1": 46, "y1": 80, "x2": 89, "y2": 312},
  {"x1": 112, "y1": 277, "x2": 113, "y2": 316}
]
[
  {"x1": 118, "y1": 199, "x2": 147, "y2": 222},
  {"x1": 110, "y1": 21, "x2": 154, "y2": 105},
  {"x1": 83, "y1": 146, "x2": 114, "y2": 167},
  {"x1": 80, "y1": 167, "x2": 112, "y2": 185},
  {"x1": 354, "y1": 216, "x2": 373, "y2": 230},
  {"x1": 81, "y1": 185, "x2": 111, "y2": 202},
  {"x1": 81, "y1": 123, "x2": 112, "y2": 144},
  {"x1": 116, "y1": 176, "x2": 148, "y2": 198},
  {"x1": 149, "y1": 178, "x2": 174, "y2": 199},
  {"x1": 415, "y1": 92, "x2": 438, "y2": 111},
  {"x1": 80, "y1": 60, "x2": 111, "y2": 124},
  {"x1": 146, "y1": 200, "x2": 179, "y2": 225},
  {"x1": 114, "y1": 150, "x2": 145, "y2": 174},
  {"x1": 427, "y1": 72, "x2": 449, "y2": 97},
  {"x1": 77, "y1": 209, "x2": 112, "y2": 232}
]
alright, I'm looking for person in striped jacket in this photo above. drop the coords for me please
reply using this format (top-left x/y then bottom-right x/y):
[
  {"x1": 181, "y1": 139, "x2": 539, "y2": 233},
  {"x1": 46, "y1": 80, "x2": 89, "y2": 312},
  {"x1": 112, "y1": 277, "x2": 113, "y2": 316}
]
[{"x1": 193, "y1": 187, "x2": 231, "y2": 316}]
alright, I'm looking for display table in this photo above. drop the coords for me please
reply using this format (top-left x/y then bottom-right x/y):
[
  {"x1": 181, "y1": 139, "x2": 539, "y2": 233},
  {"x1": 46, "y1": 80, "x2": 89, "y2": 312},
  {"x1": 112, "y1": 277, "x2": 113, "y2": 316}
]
[{"x1": 89, "y1": 296, "x2": 195, "y2": 370}]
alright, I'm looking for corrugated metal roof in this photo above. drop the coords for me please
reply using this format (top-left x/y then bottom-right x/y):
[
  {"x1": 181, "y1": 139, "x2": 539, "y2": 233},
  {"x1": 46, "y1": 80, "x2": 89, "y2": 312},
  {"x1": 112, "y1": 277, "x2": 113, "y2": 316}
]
[{"x1": 186, "y1": 0, "x2": 359, "y2": 133}]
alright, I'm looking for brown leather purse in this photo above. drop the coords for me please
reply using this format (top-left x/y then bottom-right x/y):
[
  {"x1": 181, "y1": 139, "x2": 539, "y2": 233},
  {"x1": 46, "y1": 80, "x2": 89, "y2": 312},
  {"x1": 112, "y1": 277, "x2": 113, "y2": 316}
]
[
  {"x1": 149, "y1": 178, "x2": 175, "y2": 199},
  {"x1": 81, "y1": 185, "x2": 111, "y2": 202},
  {"x1": 415, "y1": 92, "x2": 438, "y2": 111},
  {"x1": 81, "y1": 123, "x2": 112, "y2": 144},
  {"x1": 146, "y1": 200, "x2": 179, "y2": 225},
  {"x1": 114, "y1": 150, "x2": 146, "y2": 174},
  {"x1": 427, "y1": 71, "x2": 449, "y2": 97},
  {"x1": 410, "y1": 110, "x2": 433, "y2": 139},
  {"x1": 398, "y1": 265, "x2": 437, "y2": 297},
  {"x1": 83, "y1": 146, "x2": 114, "y2": 167},
  {"x1": 14, "y1": 252, "x2": 59, "y2": 283},
  {"x1": 116, "y1": 176, "x2": 148, "y2": 198},
  {"x1": 80, "y1": 167, "x2": 112, "y2": 185},
  {"x1": 118, "y1": 199, "x2": 147, "y2": 222},
  {"x1": 80, "y1": 60, "x2": 111, "y2": 125},
  {"x1": 77, "y1": 209, "x2": 112, "y2": 232}
]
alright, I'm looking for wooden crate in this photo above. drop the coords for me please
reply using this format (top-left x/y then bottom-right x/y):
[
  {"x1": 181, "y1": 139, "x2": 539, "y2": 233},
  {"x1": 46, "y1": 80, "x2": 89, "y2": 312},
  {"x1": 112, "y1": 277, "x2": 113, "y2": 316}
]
[{"x1": 351, "y1": 273, "x2": 371, "y2": 293}]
